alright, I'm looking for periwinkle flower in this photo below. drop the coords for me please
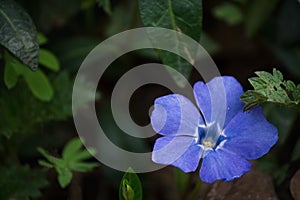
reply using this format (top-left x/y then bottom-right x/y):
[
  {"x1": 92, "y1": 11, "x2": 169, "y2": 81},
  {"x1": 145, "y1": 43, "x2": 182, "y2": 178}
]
[{"x1": 151, "y1": 76, "x2": 278, "y2": 183}]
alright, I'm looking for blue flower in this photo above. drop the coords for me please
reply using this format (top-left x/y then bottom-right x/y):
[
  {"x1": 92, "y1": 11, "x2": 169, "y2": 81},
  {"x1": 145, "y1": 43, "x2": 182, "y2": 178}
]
[{"x1": 150, "y1": 76, "x2": 278, "y2": 183}]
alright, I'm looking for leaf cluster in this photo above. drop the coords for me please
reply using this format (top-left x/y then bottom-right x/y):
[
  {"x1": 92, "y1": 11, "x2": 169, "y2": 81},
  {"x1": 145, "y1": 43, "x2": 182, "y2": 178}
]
[
  {"x1": 38, "y1": 138, "x2": 98, "y2": 188},
  {"x1": 241, "y1": 68, "x2": 300, "y2": 111},
  {"x1": 0, "y1": 165, "x2": 48, "y2": 200}
]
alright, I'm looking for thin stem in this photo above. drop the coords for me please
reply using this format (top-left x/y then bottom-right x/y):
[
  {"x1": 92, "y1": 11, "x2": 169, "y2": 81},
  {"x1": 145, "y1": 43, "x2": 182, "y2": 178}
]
[{"x1": 187, "y1": 180, "x2": 202, "y2": 200}]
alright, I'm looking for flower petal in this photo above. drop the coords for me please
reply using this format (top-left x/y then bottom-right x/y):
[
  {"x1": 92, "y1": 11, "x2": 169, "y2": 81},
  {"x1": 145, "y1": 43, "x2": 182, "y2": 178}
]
[
  {"x1": 152, "y1": 136, "x2": 202, "y2": 172},
  {"x1": 222, "y1": 107, "x2": 278, "y2": 160},
  {"x1": 193, "y1": 76, "x2": 244, "y2": 127},
  {"x1": 151, "y1": 94, "x2": 203, "y2": 136},
  {"x1": 200, "y1": 148, "x2": 251, "y2": 183}
]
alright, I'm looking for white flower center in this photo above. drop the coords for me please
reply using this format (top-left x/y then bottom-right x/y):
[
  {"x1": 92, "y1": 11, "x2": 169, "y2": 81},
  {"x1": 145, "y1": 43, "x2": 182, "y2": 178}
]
[{"x1": 202, "y1": 138, "x2": 215, "y2": 149}]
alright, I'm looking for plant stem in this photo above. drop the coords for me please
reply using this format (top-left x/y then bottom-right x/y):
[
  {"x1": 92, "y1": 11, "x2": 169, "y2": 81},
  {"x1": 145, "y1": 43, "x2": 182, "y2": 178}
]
[{"x1": 187, "y1": 180, "x2": 202, "y2": 200}]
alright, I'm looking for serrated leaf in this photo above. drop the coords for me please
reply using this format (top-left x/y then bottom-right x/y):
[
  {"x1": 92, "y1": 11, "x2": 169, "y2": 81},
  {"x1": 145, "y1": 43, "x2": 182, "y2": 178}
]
[
  {"x1": 0, "y1": 165, "x2": 48, "y2": 200},
  {"x1": 245, "y1": 0, "x2": 279, "y2": 37},
  {"x1": 0, "y1": 0, "x2": 39, "y2": 69},
  {"x1": 39, "y1": 49, "x2": 60, "y2": 72},
  {"x1": 119, "y1": 168, "x2": 143, "y2": 200},
  {"x1": 241, "y1": 68, "x2": 300, "y2": 111},
  {"x1": 248, "y1": 77, "x2": 266, "y2": 91},
  {"x1": 273, "y1": 68, "x2": 283, "y2": 82},
  {"x1": 139, "y1": 0, "x2": 202, "y2": 87},
  {"x1": 212, "y1": 3, "x2": 243, "y2": 26},
  {"x1": 240, "y1": 90, "x2": 267, "y2": 111}
]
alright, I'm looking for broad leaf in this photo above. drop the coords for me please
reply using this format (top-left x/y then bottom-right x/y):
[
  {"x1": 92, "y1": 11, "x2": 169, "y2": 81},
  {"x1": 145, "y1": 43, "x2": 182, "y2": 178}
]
[
  {"x1": 119, "y1": 168, "x2": 143, "y2": 200},
  {"x1": 22, "y1": 68, "x2": 54, "y2": 101},
  {"x1": 0, "y1": 0, "x2": 39, "y2": 69},
  {"x1": 4, "y1": 59, "x2": 19, "y2": 89},
  {"x1": 39, "y1": 49, "x2": 60, "y2": 72},
  {"x1": 5, "y1": 51, "x2": 54, "y2": 101},
  {"x1": 139, "y1": 0, "x2": 202, "y2": 87}
]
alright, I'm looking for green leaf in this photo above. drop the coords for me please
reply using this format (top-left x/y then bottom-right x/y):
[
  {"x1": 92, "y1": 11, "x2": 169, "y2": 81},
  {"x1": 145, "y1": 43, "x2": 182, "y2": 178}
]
[
  {"x1": 0, "y1": 0, "x2": 39, "y2": 69},
  {"x1": 4, "y1": 58, "x2": 19, "y2": 89},
  {"x1": 69, "y1": 162, "x2": 99, "y2": 172},
  {"x1": 245, "y1": 0, "x2": 279, "y2": 37},
  {"x1": 56, "y1": 167, "x2": 73, "y2": 188},
  {"x1": 241, "y1": 68, "x2": 300, "y2": 111},
  {"x1": 0, "y1": 165, "x2": 48, "y2": 200},
  {"x1": 38, "y1": 33, "x2": 48, "y2": 45},
  {"x1": 38, "y1": 138, "x2": 98, "y2": 188},
  {"x1": 38, "y1": 147, "x2": 66, "y2": 167},
  {"x1": 96, "y1": 0, "x2": 112, "y2": 15},
  {"x1": 212, "y1": 3, "x2": 243, "y2": 25},
  {"x1": 119, "y1": 168, "x2": 143, "y2": 200},
  {"x1": 38, "y1": 160, "x2": 54, "y2": 168},
  {"x1": 22, "y1": 68, "x2": 54, "y2": 101},
  {"x1": 39, "y1": 49, "x2": 60, "y2": 72},
  {"x1": 62, "y1": 138, "x2": 83, "y2": 157},
  {"x1": 263, "y1": 104, "x2": 298, "y2": 145},
  {"x1": 0, "y1": 70, "x2": 74, "y2": 137},
  {"x1": 139, "y1": 0, "x2": 202, "y2": 87},
  {"x1": 4, "y1": 51, "x2": 54, "y2": 101}
]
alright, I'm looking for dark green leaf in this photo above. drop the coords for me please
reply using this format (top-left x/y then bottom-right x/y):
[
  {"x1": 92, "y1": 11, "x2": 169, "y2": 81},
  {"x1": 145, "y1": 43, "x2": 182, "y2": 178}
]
[
  {"x1": 240, "y1": 90, "x2": 267, "y2": 111},
  {"x1": 245, "y1": 0, "x2": 279, "y2": 37},
  {"x1": 119, "y1": 168, "x2": 143, "y2": 200},
  {"x1": 0, "y1": 165, "x2": 48, "y2": 200},
  {"x1": 0, "y1": 0, "x2": 39, "y2": 69},
  {"x1": 4, "y1": 57, "x2": 19, "y2": 89},
  {"x1": 39, "y1": 48, "x2": 60, "y2": 72},
  {"x1": 263, "y1": 104, "x2": 298, "y2": 145},
  {"x1": 212, "y1": 3, "x2": 243, "y2": 25},
  {"x1": 139, "y1": 0, "x2": 202, "y2": 87}
]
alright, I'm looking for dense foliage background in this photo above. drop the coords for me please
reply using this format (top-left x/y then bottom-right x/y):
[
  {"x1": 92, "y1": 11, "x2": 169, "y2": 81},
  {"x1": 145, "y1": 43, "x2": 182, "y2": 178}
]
[{"x1": 0, "y1": 0, "x2": 300, "y2": 199}]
